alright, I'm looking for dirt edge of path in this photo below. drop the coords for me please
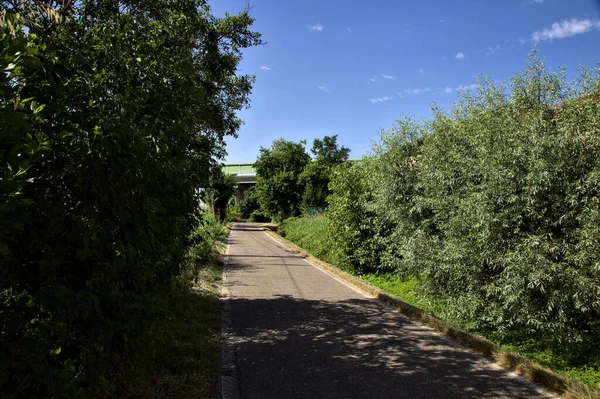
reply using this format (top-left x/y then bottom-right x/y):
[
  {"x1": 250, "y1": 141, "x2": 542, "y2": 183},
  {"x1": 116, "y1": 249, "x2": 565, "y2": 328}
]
[{"x1": 220, "y1": 230, "x2": 241, "y2": 399}]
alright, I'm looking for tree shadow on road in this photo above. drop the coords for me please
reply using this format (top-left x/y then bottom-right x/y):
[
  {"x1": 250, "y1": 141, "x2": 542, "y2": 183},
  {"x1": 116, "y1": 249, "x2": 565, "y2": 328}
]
[{"x1": 227, "y1": 296, "x2": 550, "y2": 399}]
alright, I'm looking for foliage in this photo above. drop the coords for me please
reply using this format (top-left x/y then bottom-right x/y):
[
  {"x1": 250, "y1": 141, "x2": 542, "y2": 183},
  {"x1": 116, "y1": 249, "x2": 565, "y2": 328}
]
[
  {"x1": 299, "y1": 160, "x2": 331, "y2": 209},
  {"x1": 327, "y1": 159, "x2": 391, "y2": 273},
  {"x1": 300, "y1": 134, "x2": 350, "y2": 209},
  {"x1": 328, "y1": 51, "x2": 600, "y2": 343},
  {"x1": 181, "y1": 213, "x2": 228, "y2": 285},
  {"x1": 311, "y1": 134, "x2": 351, "y2": 166},
  {"x1": 0, "y1": 3, "x2": 259, "y2": 398},
  {"x1": 253, "y1": 135, "x2": 350, "y2": 217},
  {"x1": 226, "y1": 202, "x2": 241, "y2": 222},
  {"x1": 152, "y1": 213, "x2": 225, "y2": 398},
  {"x1": 254, "y1": 138, "x2": 310, "y2": 221},
  {"x1": 156, "y1": 260, "x2": 223, "y2": 399},
  {"x1": 278, "y1": 215, "x2": 345, "y2": 269},
  {"x1": 204, "y1": 164, "x2": 237, "y2": 221},
  {"x1": 248, "y1": 209, "x2": 270, "y2": 222},
  {"x1": 240, "y1": 185, "x2": 260, "y2": 218}
]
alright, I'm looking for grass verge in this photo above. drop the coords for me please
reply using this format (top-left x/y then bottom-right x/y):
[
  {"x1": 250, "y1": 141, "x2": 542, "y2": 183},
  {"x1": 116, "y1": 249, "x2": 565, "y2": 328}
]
[
  {"x1": 148, "y1": 219, "x2": 227, "y2": 399},
  {"x1": 154, "y1": 263, "x2": 223, "y2": 399},
  {"x1": 274, "y1": 215, "x2": 600, "y2": 399}
]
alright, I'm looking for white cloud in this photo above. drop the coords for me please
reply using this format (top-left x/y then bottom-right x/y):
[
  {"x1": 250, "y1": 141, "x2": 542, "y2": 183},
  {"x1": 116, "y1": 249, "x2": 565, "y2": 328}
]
[
  {"x1": 317, "y1": 85, "x2": 329, "y2": 92},
  {"x1": 457, "y1": 84, "x2": 480, "y2": 91},
  {"x1": 260, "y1": 66, "x2": 272, "y2": 71},
  {"x1": 438, "y1": 19, "x2": 449, "y2": 24},
  {"x1": 370, "y1": 96, "x2": 394, "y2": 104},
  {"x1": 485, "y1": 44, "x2": 500, "y2": 56},
  {"x1": 348, "y1": 27, "x2": 352, "y2": 33},
  {"x1": 443, "y1": 83, "x2": 480, "y2": 94},
  {"x1": 454, "y1": 52, "x2": 465, "y2": 59},
  {"x1": 381, "y1": 74, "x2": 396, "y2": 80},
  {"x1": 367, "y1": 75, "x2": 378, "y2": 83},
  {"x1": 531, "y1": 18, "x2": 600, "y2": 42},
  {"x1": 306, "y1": 24, "x2": 324, "y2": 32},
  {"x1": 531, "y1": 0, "x2": 544, "y2": 3},
  {"x1": 403, "y1": 87, "x2": 431, "y2": 95}
]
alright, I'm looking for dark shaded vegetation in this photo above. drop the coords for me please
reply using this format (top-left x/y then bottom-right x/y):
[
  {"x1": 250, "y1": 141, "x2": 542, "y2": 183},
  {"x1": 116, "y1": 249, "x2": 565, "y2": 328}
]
[
  {"x1": 0, "y1": 2, "x2": 258, "y2": 397},
  {"x1": 205, "y1": 165, "x2": 237, "y2": 222},
  {"x1": 239, "y1": 186, "x2": 262, "y2": 220}
]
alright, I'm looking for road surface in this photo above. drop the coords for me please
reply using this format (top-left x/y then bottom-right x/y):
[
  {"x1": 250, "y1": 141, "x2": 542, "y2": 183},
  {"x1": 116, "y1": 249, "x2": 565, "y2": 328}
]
[{"x1": 221, "y1": 223, "x2": 552, "y2": 399}]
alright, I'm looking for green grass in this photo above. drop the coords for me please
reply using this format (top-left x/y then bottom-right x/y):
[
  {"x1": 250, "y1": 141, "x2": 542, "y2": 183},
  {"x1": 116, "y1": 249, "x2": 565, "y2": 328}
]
[
  {"x1": 279, "y1": 215, "x2": 352, "y2": 272},
  {"x1": 142, "y1": 217, "x2": 227, "y2": 399},
  {"x1": 150, "y1": 257, "x2": 224, "y2": 399},
  {"x1": 278, "y1": 214, "x2": 600, "y2": 392},
  {"x1": 486, "y1": 330, "x2": 600, "y2": 388},
  {"x1": 360, "y1": 274, "x2": 421, "y2": 308}
]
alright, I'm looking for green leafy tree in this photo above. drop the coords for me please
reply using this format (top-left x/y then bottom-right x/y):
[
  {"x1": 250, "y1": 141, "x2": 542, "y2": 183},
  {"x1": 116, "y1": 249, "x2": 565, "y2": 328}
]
[
  {"x1": 312, "y1": 134, "x2": 350, "y2": 166},
  {"x1": 300, "y1": 134, "x2": 350, "y2": 209},
  {"x1": 254, "y1": 138, "x2": 310, "y2": 221},
  {"x1": 0, "y1": 3, "x2": 260, "y2": 397}
]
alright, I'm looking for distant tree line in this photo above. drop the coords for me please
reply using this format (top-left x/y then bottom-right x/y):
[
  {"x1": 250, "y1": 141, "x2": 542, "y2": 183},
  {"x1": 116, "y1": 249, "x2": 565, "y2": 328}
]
[{"x1": 243, "y1": 134, "x2": 350, "y2": 221}]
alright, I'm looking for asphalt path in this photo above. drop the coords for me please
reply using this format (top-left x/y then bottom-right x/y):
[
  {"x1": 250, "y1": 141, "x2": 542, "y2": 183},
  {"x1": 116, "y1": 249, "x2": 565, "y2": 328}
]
[{"x1": 221, "y1": 223, "x2": 552, "y2": 399}]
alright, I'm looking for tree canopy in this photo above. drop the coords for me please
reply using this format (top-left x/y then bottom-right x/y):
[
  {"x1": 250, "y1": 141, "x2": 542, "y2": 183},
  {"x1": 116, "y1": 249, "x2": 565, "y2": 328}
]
[
  {"x1": 253, "y1": 135, "x2": 350, "y2": 218},
  {"x1": 311, "y1": 134, "x2": 350, "y2": 166},
  {"x1": 205, "y1": 165, "x2": 237, "y2": 221},
  {"x1": 301, "y1": 134, "x2": 350, "y2": 209},
  {"x1": 254, "y1": 138, "x2": 310, "y2": 220}
]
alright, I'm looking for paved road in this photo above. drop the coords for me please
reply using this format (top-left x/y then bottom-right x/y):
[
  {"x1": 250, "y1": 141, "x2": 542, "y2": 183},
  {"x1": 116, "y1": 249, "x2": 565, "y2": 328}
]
[{"x1": 222, "y1": 223, "x2": 552, "y2": 399}]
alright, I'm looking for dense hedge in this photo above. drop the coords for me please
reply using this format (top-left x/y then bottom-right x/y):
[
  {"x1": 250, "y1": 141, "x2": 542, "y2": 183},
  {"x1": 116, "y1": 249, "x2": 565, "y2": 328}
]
[
  {"x1": 328, "y1": 53, "x2": 600, "y2": 343},
  {"x1": 0, "y1": 3, "x2": 259, "y2": 397}
]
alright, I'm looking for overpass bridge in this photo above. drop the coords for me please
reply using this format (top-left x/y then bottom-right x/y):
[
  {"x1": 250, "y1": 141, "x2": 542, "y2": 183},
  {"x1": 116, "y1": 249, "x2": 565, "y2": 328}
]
[
  {"x1": 223, "y1": 163, "x2": 256, "y2": 184},
  {"x1": 224, "y1": 163, "x2": 256, "y2": 204}
]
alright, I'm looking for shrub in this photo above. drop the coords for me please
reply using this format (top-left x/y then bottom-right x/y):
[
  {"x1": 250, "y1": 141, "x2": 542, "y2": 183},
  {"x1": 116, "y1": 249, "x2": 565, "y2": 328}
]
[
  {"x1": 240, "y1": 186, "x2": 260, "y2": 218},
  {"x1": 180, "y1": 213, "x2": 228, "y2": 286},
  {"x1": 254, "y1": 139, "x2": 310, "y2": 221},
  {"x1": 249, "y1": 209, "x2": 271, "y2": 222},
  {"x1": 327, "y1": 159, "x2": 391, "y2": 274},
  {"x1": 329, "y1": 51, "x2": 600, "y2": 343}
]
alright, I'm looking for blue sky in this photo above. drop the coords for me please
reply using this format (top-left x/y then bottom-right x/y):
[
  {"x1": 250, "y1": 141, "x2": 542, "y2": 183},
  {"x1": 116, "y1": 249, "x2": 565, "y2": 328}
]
[{"x1": 212, "y1": 0, "x2": 600, "y2": 163}]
